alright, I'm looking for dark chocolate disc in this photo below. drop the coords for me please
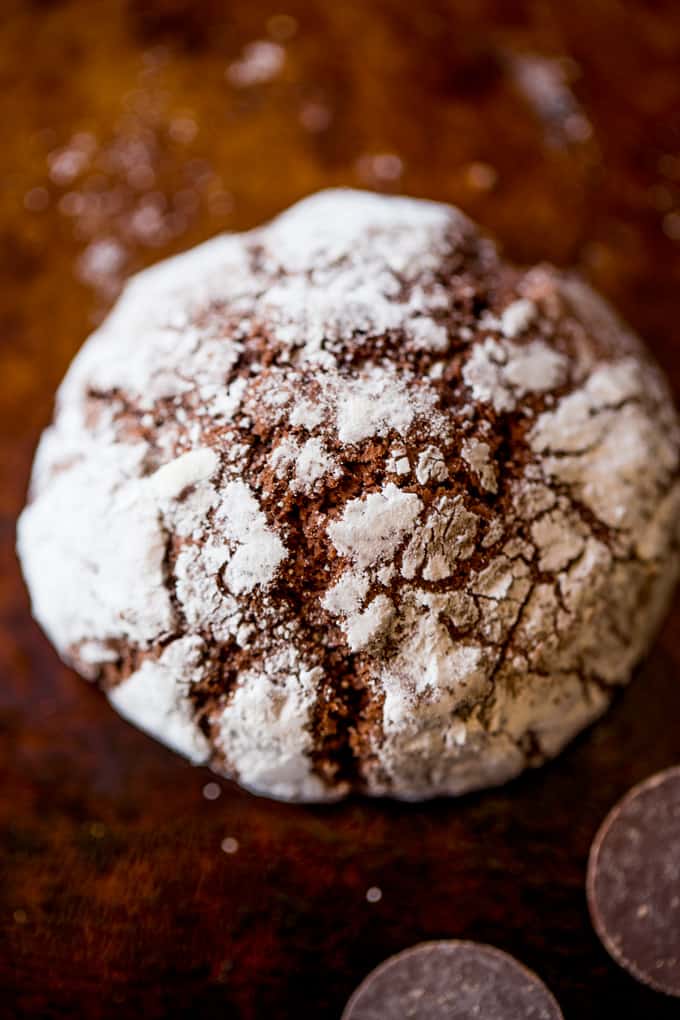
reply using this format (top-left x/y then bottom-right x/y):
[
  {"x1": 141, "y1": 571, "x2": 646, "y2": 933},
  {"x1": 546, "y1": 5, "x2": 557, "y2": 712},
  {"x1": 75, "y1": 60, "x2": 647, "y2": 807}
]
[
  {"x1": 341, "y1": 940, "x2": 563, "y2": 1019},
  {"x1": 587, "y1": 765, "x2": 680, "y2": 997}
]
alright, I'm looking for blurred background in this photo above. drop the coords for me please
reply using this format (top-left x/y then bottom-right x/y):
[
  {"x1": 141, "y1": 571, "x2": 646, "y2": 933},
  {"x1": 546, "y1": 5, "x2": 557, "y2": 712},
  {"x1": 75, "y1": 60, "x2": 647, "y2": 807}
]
[{"x1": 2, "y1": 2, "x2": 680, "y2": 1018}]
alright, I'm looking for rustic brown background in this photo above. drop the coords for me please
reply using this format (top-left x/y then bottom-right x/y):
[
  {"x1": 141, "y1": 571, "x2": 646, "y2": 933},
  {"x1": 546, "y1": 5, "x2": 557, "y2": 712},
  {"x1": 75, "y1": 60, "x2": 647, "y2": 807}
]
[{"x1": 2, "y1": 1, "x2": 680, "y2": 1017}]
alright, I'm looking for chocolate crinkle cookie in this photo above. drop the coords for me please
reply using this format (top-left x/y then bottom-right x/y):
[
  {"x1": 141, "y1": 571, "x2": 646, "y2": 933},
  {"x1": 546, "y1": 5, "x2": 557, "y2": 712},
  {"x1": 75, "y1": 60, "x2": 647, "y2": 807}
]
[{"x1": 17, "y1": 189, "x2": 680, "y2": 802}]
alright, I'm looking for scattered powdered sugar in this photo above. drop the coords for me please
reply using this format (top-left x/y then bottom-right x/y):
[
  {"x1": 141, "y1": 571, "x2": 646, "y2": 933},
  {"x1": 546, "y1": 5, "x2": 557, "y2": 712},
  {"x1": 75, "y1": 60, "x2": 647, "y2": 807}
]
[
  {"x1": 531, "y1": 507, "x2": 586, "y2": 572},
  {"x1": 377, "y1": 563, "x2": 396, "y2": 585},
  {"x1": 214, "y1": 664, "x2": 334, "y2": 802},
  {"x1": 17, "y1": 188, "x2": 680, "y2": 803},
  {"x1": 265, "y1": 189, "x2": 459, "y2": 275},
  {"x1": 463, "y1": 337, "x2": 568, "y2": 413},
  {"x1": 174, "y1": 540, "x2": 240, "y2": 641},
  {"x1": 385, "y1": 446, "x2": 411, "y2": 477},
  {"x1": 415, "y1": 446, "x2": 448, "y2": 485},
  {"x1": 322, "y1": 569, "x2": 370, "y2": 617},
  {"x1": 541, "y1": 403, "x2": 675, "y2": 530},
  {"x1": 226, "y1": 41, "x2": 285, "y2": 88},
  {"x1": 260, "y1": 189, "x2": 470, "y2": 369},
  {"x1": 530, "y1": 360, "x2": 679, "y2": 532},
  {"x1": 379, "y1": 593, "x2": 491, "y2": 737},
  {"x1": 502, "y1": 340, "x2": 568, "y2": 394},
  {"x1": 270, "y1": 437, "x2": 298, "y2": 478},
  {"x1": 214, "y1": 481, "x2": 287, "y2": 595},
  {"x1": 163, "y1": 480, "x2": 220, "y2": 539},
  {"x1": 328, "y1": 483, "x2": 423, "y2": 569},
  {"x1": 18, "y1": 440, "x2": 174, "y2": 654},
  {"x1": 408, "y1": 317, "x2": 449, "y2": 352},
  {"x1": 208, "y1": 376, "x2": 248, "y2": 422},
  {"x1": 401, "y1": 495, "x2": 479, "y2": 580},
  {"x1": 530, "y1": 360, "x2": 643, "y2": 456},
  {"x1": 334, "y1": 372, "x2": 428, "y2": 445},
  {"x1": 270, "y1": 436, "x2": 339, "y2": 491},
  {"x1": 289, "y1": 398, "x2": 325, "y2": 431},
  {"x1": 150, "y1": 447, "x2": 219, "y2": 500},
  {"x1": 461, "y1": 438, "x2": 497, "y2": 493},
  {"x1": 500, "y1": 298, "x2": 537, "y2": 338},
  {"x1": 292, "y1": 437, "x2": 338, "y2": 491},
  {"x1": 109, "y1": 637, "x2": 210, "y2": 763},
  {"x1": 344, "y1": 595, "x2": 395, "y2": 652},
  {"x1": 63, "y1": 237, "x2": 249, "y2": 410},
  {"x1": 323, "y1": 568, "x2": 395, "y2": 652}
]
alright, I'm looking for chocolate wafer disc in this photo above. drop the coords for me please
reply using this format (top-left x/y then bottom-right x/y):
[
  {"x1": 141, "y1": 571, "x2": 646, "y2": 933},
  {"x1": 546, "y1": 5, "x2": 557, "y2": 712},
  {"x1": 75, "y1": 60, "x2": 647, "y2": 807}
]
[
  {"x1": 342, "y1": 940, "x2": 563, "y2": 1019},
  {"x1": 587, "y1": 765, "x2": 680, "y2": 997}
]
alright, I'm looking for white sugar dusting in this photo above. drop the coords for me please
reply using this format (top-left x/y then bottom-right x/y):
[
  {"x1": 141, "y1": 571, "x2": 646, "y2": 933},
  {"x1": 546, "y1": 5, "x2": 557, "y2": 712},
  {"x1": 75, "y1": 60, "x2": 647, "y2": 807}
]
[
  {"x1": 328, "y1": 483, "x2": 422, "y2": 569},
  {"x1": 150, "y1": 447, "x2": 219, "y2": 500},
  {"x1": 461, "y1": 438, "x2": 497, "y2": 493},
  {"x1": 401, "y1": 496, "x2": 479, "y2": 580},
  {"x1": 109, "y1": 637, "x2": 210, "y2": 763},
  {"x1": 18, "y1": 441, "x2": 174, "y2": 653},
  {"x1": 408, "y1": 318, "x2": 449, "y2": 351},
  {"x1": 500, "y1": 298, "x2": 537, "y2": 338},
  {"x1": 294, "y1": 437, "x2": 338, "y2": 491},
  {"x1": 215, "y1": 665, "x2": 333, "y2": 802},
  {"x1": 214, "y1": 481, "x2": 287, "y2": 594},
  {"x1": 415, "y1": 446, "x2": 448, "y2": 485},
  {"x1": 289, "y1": 398, "x2": 325, "y2": 431},
  {"x1": 323, "y1": 567, "x2": 394, "y2": 652},
  {"x1": 345, "y1": 594, "x2": 395, "y2": 651},
  {"x1": 463, "y1": 337, "x2": 568, "y2": 412},
  {"x1": 322, "y1": 569, "x2": 370, "y2": 617},
  {"x1": 335, "y1": 374, "x2": 420, "y2": 444},
  {"x1": 270, "y1": 435, "x2": 338, "y2": 491}
]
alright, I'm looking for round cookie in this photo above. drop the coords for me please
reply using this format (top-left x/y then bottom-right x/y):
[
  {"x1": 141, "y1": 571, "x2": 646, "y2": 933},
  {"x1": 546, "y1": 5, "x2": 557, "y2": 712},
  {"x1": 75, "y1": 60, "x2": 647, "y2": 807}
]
[{"x1": 17, "y1": 189, "x2": 680, "y2": 801}]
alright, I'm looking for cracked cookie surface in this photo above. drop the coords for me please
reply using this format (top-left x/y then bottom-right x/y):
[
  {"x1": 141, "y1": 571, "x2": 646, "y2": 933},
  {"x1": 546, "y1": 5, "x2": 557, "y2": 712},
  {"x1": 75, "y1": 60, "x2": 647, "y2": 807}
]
[{"x1": 17, "y1": 188, "x2": 680, "y2": 801}]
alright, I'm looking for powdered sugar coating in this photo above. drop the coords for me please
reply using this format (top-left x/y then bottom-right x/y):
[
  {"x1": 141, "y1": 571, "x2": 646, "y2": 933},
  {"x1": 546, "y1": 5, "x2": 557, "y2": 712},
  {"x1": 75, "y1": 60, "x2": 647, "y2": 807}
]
[
  {"x1": 109, "y1": 636, "x2": 211, "y2": 763},
  {"x1": 328, "y1": 484, "x2": 423, "y2": 570},
  {"x1": 17, "y1": 189, "x2": 680, "y2": 801}
]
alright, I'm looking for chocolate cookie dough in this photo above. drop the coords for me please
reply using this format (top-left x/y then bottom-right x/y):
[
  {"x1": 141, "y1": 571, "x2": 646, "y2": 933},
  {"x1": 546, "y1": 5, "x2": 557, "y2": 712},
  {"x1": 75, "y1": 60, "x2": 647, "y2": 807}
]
[{"x1": 17, "y1": 189, "x2": 680, "y2": 801}]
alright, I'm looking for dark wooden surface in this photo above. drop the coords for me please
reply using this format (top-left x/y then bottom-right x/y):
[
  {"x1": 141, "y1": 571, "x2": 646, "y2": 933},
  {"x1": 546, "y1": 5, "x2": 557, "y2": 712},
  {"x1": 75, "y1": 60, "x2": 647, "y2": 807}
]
[{"x1": 2, "y1": 2, "x2": 680, "y2": 1017}]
